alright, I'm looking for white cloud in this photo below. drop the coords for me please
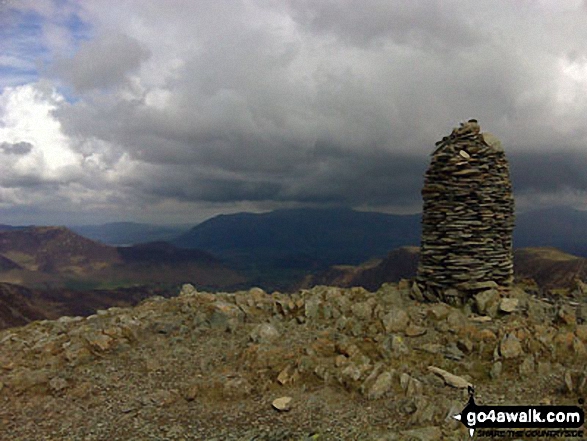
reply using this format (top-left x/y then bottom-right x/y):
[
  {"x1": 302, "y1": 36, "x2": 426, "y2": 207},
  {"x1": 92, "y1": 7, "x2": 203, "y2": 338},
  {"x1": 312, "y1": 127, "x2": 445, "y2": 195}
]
[{"x1": 0, "y1": 84, "x2": 79, "y2": 175}]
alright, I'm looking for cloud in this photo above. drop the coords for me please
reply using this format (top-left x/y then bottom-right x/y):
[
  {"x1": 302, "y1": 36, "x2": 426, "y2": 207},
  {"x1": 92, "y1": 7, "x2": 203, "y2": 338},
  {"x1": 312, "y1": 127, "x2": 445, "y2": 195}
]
[
  {"x1": 1, "y1": 0, "x2": 587, "y2": 224},
  {"x1": 52, "y1": 33, "x2": 150, "y2": 92},
  {"x1": 0, "y1": 141, "x2": 33, "y2": 155}
]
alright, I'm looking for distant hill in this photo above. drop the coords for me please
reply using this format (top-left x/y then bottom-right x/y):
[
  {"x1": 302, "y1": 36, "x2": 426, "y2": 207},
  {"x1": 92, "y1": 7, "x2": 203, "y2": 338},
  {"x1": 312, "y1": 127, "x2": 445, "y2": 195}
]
[
  {"x1": 513, "y1": 247, "x2": 587, "y2": 289},
  {"x1": 0, "y1": 283, "x2": 48, "y2": 329},
  {"x1": 0, "y1": 227, "x2": 244, "y2": 290},
  {"x1": 0, "y1": 226, "x2": 120, "y2": 273},
  {"x1": 171, "y1": 206, "x2": 587, "y2": 290},
  {"x1": 69, "y1": 222, "x2": 190, "y2": 245},
  {"x1": 298, "y1": 246, "x2": 420, "y2": 291},
  {"x1": 0, "y1": 282, "x2": 187, "y2": 330},
  {"x1": 300, "y1": 246, "x2": 587, "y2": 291},
  {"x1": 172, "y1": 208, "x2": 421, "y2": 288}
]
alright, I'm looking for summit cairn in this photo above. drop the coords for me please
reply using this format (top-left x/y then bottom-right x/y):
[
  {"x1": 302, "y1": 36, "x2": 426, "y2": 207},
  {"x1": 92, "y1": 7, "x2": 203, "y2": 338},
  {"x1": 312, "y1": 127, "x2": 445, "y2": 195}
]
[{"x1": 416, "y1": 119, "x2": 515, "y2": 304}]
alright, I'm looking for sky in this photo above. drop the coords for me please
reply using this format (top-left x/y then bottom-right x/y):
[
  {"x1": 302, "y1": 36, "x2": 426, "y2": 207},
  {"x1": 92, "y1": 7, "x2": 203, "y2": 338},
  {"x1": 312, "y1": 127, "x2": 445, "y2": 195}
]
[{"x1": 1, "y1": 0, "x2": 587, "y2": 225}]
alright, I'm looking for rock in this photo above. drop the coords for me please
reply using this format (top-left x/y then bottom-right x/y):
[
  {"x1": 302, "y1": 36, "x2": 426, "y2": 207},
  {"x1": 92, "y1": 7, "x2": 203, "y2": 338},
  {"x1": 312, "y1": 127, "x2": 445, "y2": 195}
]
[
  {"x1": 7, "y1": 368, "x2": 50, "y2": 392},
  {"x1": 223, "y1": 377, "x2": 252, "y2": 399},
  {"x1": 427, "y1": 366, "x2": 471, "y2": 389},
  {"x1": 390, "y1": 335, "x2": 410, "y2": 355},
  {"x1": 62, "y1": 341, "x2": 93, "y2": 365},
  {"x1": 499, "y1": 333, "x2": 523, "y2": 359},
  {"x1": 427, "y1": 303, "x2": 451, "y2": 320},
  {"x1": 367, "y1": 371, "x2": 394, "y2": 400},
  {"x1": 564, "y1": 371, "x2": 574, "y2": 393},
  {"x1": 351, "y1": 302, "x2": 372, "y2": 321},
  {"x1": 250, "y1": 323, "x2": 280, "y2": 343},
  {"x1": 405, "y1": 324, "x2": 427, "y2": 337},
  {"x1": 382, "y1": 309, "x2": 410, "y2": 333},
  {"x1": 276, "y1": 365, "x2": 298, "y2": 385},
  {"x1": 304, "y1": 296, "x2": 321, "y2": 319},
  {"x1": 490, "y1": 361, "x2": 502, "y2": 379},
  {"x1": 519, "y1": 356, "x2": 535, "y2": 377},
  {"x1": 446, "y1": 310, "x2": 466, "y2": 333},
  {"x1": 558, "y1": 304, "x2": 577, "y2": 325},
  {"x1": 499, "y1": 297, "x2": 519, "y2": 313},
  {"x1": 403, "y1": 375, "x2": 423, "y2": 397},
  {"x1": 573, "y1": 337, "x2": 586, "y2": 356},
  {"x1": 146, "y1": 390, "x2": 179, "y2": 407},
  {"x1": 272, "y1": 396, "x2": 292, "y2": 412},
  {"x1": 84, "y1": 331, "x2": 114, "y2": 352},
  {"x1": 179, "y1": 283, "x2": 197, "y2": 296},
  {"x1": 537, "y1": 361, "x2": 551, "y2": 377},
  {"x1": 576, "y1": 324, "x2": 587, "y2": 342},
  {"x1": 411, "y1": 282, "x2": 425, "y2": 302},
  {"x1": 420, "y1": 343, "x2": 443, "y2": 354},
  {"x1": 181, "y1": 384, "x2": 199, "y2": 402},
  {"x1": 443, "y1": 343, "x2": 464, "y2": 361},
  {"x1": 475, "y1": 289, "x2": 499, "y2": 315},
  {"x1": 457, "y1": 338, "x2": 474, "y2": 354},
  {"x1": 209, "y1": 301, "x2": 244, "y2": 331}
]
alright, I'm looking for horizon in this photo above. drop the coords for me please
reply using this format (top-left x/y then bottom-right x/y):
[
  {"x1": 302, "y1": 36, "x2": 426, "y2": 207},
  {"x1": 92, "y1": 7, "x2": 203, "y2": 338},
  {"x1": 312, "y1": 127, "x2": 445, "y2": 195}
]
[
  {"x1": 0, "y1": 204, "x2": 584, "y2": 228},
  {"x1": 1, "y1": 1, "x2": 587, "y2": 225}
]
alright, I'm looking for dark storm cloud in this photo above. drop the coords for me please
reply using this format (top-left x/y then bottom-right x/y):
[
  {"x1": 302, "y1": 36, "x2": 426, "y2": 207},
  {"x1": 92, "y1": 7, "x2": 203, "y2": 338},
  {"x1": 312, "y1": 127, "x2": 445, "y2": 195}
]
[
  {"x1": 53, "y1": 33, "x2": 150, "y2": 92},
  {"x1": 0, "y1": 141, "x2": 33, "y2": 155},
  {"x1": 124, "y1": 144, "x2": 426, "y2": 208},
  {"x1": 509, "y1": 149, "x2": 587, "y2": 193},
  {"x1": 4, "y1": 0, "x2": 587, "y2": 224}
]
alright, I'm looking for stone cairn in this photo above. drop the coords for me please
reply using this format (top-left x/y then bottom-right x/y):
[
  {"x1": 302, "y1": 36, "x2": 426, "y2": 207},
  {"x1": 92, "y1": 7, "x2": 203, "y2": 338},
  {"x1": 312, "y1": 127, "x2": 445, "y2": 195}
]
[{"x1": 416, "y1": 119, "x2": 515, "y2": 304}]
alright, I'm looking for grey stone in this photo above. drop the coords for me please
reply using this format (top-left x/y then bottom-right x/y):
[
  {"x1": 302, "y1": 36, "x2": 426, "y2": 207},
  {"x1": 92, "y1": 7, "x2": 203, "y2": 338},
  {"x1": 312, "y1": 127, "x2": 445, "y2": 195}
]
[
  {"x1": 351, "y1": 302, "x2": 373, "y2": 321},
  {"x1": 427, "y1": 366, "x2": 471, "y2": 389},
  {"x1": 519, "y1": 355, "x2": 535, "y2": 377},
  {"x1": 475, "y1": 289, "x2": 499, "y2": 315},
  {"x1": 250, "y1": 323, "x2": 280, "y2": 343},
  {"x1": 490, "y1": 361, "x2": 503, "y2": 379},
  {"x1": 367, "y1": 371, "x2": 394, "y2": 400},
  {"x1": 499, "y1": 297, "x2": 519, "y2": 313},
  {"x1": 272, "y1": 396, "x2": 292, "y2": 412},
  {"x1": 382, "y1": 309, "x2": 410, "y2": 333},
  {"x1": 499, "y1": 333, "x2": 523, "y2": 359}
]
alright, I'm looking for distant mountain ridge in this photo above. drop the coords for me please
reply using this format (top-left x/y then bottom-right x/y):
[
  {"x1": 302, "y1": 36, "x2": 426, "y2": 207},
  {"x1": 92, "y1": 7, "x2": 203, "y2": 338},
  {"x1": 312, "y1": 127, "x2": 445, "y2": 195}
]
[
  {"x1": 173, "y1": 206, "x2": 421, "y2": 261},
  {"x1": 170, "y1": 206, "x2": 587, "y2": 289},
  {"x1": 301, "y1": 246, "x2": 587, "y2": 291},
  {"x1": 0, "y1": 226, "x2": 243, "y2": 290},
  {"x1": 69, "y1": 222, "x2": 190, "y2": 245}
]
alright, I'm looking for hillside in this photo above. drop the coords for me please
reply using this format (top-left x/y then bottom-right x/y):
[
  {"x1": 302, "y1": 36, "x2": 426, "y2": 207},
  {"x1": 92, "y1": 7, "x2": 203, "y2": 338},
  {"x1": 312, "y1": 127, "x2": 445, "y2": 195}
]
[
  {"x1": 0, "y1": 283, "x2": 48, "y2": 329},
  {"x1": 0, "y1": 283, "x2": 182, "y2": 331},
  {"x1": 300, "y1": 246, "x2": 587, "y2": 292},
  {"x1": 1, "y1": 282, "x2": 586, "y2": 439},
  {"x1": 513, "y1": 247, "x2": 587, "y2": 289},
  {"x1": 298, "y1": 246, "x2": 420, "y2": 291},
  {"x1": 166, "y1": 206, "x2": 587, "y2": 290},
  {"x1": 69, "y1": 222, "x2": 189, "y2": 246},
  {"x1": 0, "y1": 227, "x2": 244, "y2": 290},
  {"x1": 0, "y1": 226, "x2": 120, "y2": 273},
  {"x1": 172, "y1": 208, "x2": 421, "y2": 265},
  {"x1": 173, "y1": 208, "x2": 421, "y2": 288}
]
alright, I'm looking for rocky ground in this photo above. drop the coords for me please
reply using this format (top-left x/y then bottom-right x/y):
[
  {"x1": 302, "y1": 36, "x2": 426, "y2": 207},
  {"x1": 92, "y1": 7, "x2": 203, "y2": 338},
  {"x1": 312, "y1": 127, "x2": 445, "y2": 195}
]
[{"x1": 0, "y1": 281, "x2": 586, "y2": 440}]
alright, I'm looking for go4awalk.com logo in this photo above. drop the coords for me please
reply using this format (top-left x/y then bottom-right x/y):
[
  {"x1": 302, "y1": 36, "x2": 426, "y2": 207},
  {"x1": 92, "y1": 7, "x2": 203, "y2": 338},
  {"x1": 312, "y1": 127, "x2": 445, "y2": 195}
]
[{"x1": 453, "y1": 387, "x2": 585, "y2": 438}]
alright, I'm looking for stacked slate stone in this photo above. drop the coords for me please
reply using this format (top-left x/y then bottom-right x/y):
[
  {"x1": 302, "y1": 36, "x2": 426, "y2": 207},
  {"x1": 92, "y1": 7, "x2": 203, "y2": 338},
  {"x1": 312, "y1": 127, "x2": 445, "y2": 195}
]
[{"x1": 416, "y1": 120, "x2": 515, "y2": 304}]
